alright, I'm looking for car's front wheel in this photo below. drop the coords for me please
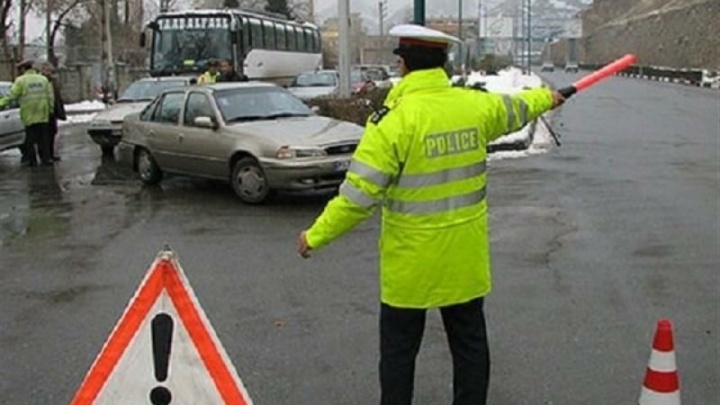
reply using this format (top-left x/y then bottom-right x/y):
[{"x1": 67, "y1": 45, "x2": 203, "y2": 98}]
[
  {"x1": 136, "y1": 148, "x2": 162, "y2": 185},
  {"x1": 231, "y1": 157, "x2": 272, "y2": 204}
]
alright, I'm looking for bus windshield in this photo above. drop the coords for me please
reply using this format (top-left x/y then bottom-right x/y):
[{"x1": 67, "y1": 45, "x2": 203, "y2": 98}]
[{"x1": 151, "y1": 16, "x2": 233, "y2": 74}]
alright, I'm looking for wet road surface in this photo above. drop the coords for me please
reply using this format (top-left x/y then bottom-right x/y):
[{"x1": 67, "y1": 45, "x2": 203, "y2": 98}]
[{"x1": 0, "y1": 74, "x2": 718, "y2": 404}]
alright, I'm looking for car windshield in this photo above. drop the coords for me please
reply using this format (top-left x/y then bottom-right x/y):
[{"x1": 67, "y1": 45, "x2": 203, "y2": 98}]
[
  {"x1": 214, "y1": 87, "x2": 312, "y2": 123},
  {"x1": 118, "y1": 80, "x2": 187, "y2": 102},
  {"x1": 364, "y1": 69, "x2": 386, "y2": 81},
  {"x1": 350, "y1": 70, "x2": 367, "y2": 83},
  {"x1": 291, "y1": 72, "x2": 337, "y2": 88},
  {"x1": 151, "y1": 16, "x2": 232, "y2": 73}
]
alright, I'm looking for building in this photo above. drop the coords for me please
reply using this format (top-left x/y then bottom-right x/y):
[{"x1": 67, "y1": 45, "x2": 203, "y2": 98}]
[{"x1": 319, "y1": 13, "x2": 366, "y2": 68}]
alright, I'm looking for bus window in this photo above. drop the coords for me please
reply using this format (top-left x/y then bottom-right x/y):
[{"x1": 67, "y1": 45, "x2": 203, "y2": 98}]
[
  {"x1": 287, "y1": 27, "x2": 297, "y2": 52},
  {"x1": 275, "y1": 23, "x2": 286, "y2": 51},
  {"x1": 250, "y1": 18, "x2": 263, "y2": 48},
  {"x1": 263, "y1": 20, "x2": 275, "y2": 49},
  {"x1": 315, "y1": 31, "x2": 322, "y2": 52},
  {"x1": 296, "y1": 27, "x2": 306, "y2": 52},
  {"x1": 240, "y1": 17, "x2": 250, "y2": 52},
  {"x1": 304, "y1": 28, "x2": 314, "y2": 52}
]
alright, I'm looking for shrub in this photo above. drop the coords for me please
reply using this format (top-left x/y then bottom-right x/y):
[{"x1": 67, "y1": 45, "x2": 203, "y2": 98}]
[{"x1": 306, "y1": 87, "x2": 391, "y2": 127}]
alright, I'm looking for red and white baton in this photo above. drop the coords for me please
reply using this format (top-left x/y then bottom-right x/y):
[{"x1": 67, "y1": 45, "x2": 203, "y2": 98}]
[{"x1": 558, "y1": 54, "x2": 638, "y2": 98}]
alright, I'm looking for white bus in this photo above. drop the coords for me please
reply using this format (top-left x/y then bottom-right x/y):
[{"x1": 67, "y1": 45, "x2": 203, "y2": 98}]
[{"x1": 141, "y1": 9, "x2": 323, "y2": 84}]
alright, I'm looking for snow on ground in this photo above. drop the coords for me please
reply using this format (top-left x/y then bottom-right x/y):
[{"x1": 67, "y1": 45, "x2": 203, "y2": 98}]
[
  {"x1": 59, "y1": 113, "x2": 97, "y2": 126},
  {"x1": 489, "y1": 114, "x2": 556, "y2": 161},
  {"x1": 464, "y1": 67, "x2": 552, "y2": 154},
  {"x1": 65, "y1": 100, "x2": 106, "y2": 113}
]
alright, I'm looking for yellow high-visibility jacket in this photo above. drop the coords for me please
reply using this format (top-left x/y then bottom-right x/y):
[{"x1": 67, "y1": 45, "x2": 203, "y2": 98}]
[
  {"x1": 197, "y1": 71, "x2": 219, "y2": 84},
  {"x1": 306, "y1": 68, "x2": 554, "y2": 309},
  {"x1": 0, "y1": 69, "x2": 53, "y2": 126}
]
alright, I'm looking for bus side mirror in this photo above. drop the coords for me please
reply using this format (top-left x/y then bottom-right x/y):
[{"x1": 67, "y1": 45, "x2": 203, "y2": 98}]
[{"x1": 140, "y1": 32, "x2": 146, "y2": 48}]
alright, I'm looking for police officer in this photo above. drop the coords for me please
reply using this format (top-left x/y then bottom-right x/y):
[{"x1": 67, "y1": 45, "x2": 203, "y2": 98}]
[
  {"x1": 297, "y1": 24, "x2": 565, "y2": 405},
  {"x1": 197, "y1": 59, "x2": 220, "y2": 84},
  {"x1": 0, "y1": 59, "x2": 54, "y2": 167}
]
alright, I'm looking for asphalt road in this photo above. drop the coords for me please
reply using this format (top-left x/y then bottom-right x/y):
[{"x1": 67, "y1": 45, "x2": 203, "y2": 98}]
[{"x1": 0, "y1": 74, "x2": 718, "y2": 404}]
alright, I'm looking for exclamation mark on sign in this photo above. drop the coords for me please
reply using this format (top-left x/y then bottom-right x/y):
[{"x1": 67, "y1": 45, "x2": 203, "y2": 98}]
[{"x1": 150, "y1": 313, "x2": 173, "y2": 405}]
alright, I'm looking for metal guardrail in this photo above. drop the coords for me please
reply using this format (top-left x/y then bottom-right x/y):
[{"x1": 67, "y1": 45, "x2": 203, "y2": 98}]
[{"x1": 579, "y1": 63, "x2": 713, "y2": 87}]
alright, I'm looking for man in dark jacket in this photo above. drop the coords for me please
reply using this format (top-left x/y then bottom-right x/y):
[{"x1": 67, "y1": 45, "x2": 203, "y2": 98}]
[
  {"x1": 216, "y1": 59, "x2": 249, "y2": 82},
  {"x1": 41, "y1": 62, "x2": 66, "y2": 161}
]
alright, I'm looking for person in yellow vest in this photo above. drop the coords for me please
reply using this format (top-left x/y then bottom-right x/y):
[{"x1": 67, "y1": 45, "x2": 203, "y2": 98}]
[
  {"x1": 297, "y1": 24, "x2": 565, "y2": 405},
  {"x1": 0, "y1": 59, "x2": 54, "y2": 166},
  {"x1": 197, "y1": 59, "x2": 219, "y2": 84}
]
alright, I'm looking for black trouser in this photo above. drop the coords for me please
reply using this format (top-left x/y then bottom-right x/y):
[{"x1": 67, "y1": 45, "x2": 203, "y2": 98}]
[
  {"x1": 48, "y1": 117, "x2": 58, "y2": 158},
  {"x1": 23, "y1": 123, "x2": 51, "y2": 166},
  {"x1": 380, "y1": 298, "x2": 490, "y2": 405}
]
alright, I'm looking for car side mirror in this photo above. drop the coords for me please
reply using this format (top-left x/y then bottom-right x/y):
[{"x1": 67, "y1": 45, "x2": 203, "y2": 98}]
[{"x1": 194, "y1": 116, "x2": 217, "y2": 129}]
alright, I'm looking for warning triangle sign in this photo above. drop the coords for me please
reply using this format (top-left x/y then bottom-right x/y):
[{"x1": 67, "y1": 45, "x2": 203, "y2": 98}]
[{"x1": 70, "y1": 249, "x2": 253, "y2": 405}]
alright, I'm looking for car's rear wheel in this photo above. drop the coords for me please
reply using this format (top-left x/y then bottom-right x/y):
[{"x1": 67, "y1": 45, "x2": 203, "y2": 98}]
[
  {"x1": 231, "y1": 157, "x2": 272, "y2": 204},
  {"x1": 136, "y1": 148, "x2": 162, "y2": 185}
]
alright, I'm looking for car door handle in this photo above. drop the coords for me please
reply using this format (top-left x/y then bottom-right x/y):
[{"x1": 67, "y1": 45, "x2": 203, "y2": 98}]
[{"x1": 177, "y1": 134, "x2": 184, "y2": 143}]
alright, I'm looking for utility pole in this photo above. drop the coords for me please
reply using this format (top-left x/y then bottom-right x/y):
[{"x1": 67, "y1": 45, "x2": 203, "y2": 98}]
[
  {"x1": 18, "y1": 0, "x2": 26, "y2": 61},
  {"x1": 526, "y1": 0, "x2": 532, "y2": 72},
  {"x1": 106, "y1": 0, "x2": 115, "y2": 98},
  {"x1": 338, "y1": 0, "x2": 351, "y2": 98},
  {"x1": 45, "y1": 0, "x2": 52, "y2": 62},
  {"x1": 458, "y1": 0, "x2": 463, "y2": 73},
  {"x1": 414, "y1": 0, "x2": 425, "y2": 26},
  {"x1": 308, "y1": 0, "x2": 315, "y2": 23},
  {"x1": 100, "y1": 0, "x2": 109, "y2": 102},
  {"x1": 379, "y1": 0, "x2": 387, "y2": 64}
]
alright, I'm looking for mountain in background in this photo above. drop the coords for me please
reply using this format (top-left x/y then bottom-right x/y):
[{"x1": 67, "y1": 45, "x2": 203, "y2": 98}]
[{"x1": 314, "y1": 0, "x2": 592, "y2": 34}]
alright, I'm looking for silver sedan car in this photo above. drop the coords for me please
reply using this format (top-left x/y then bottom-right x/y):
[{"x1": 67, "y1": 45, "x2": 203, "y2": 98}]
[
  {"x1": 0, "y1": 81, "x2": 24, "y2": 154},
  {"x1": 118, "y1": 82, "x2": 364, "y2": 204},
  {"x1": 88, "y1": 76, "x2": 191, "y2": 156}
]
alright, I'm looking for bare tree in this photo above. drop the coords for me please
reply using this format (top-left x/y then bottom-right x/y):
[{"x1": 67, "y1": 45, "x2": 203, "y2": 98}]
[
  {"x1": 31, "y1": 0, "x2": 86, "y2": 65},
  {"x1": 194, "y1": 0, "x2": 265, "y2": 10},
  {"x1": 0, "y1": 0, "x2": 13, "y2": 60}
]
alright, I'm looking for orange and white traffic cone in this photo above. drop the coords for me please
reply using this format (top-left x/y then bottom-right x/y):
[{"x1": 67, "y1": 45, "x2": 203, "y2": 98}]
[{"x1": 639, "y1": 319, "x2": 681, "y2": 405}]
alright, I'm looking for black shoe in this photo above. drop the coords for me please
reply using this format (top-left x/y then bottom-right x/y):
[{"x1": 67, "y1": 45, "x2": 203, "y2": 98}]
[
  {"x1": 41, "y1": 160, "x2": 54, "y2": 166},
  {"x1": 53, "y1": 156, "x2": 61, "y2": 162}
]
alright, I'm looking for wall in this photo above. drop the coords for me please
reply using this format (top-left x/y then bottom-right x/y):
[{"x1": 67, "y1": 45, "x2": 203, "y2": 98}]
[
  {"x1": 0, "y1": 61, "x2": 150, "y2": 103},
  {"x1": 552, "y1": 0, "x2": 719, "y2": 71}
]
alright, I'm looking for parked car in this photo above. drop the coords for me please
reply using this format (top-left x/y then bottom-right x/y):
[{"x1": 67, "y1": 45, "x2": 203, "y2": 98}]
[
  {"x1": 540, "y1": 61, "x2": 555, "y2": 72},
  {"x1": 565, "y1": 62, "x2": 580, "y2": 73},
  {"x1": 0, "y1": 81, "x2": 24, "y2": 154},
  {"x1": 350, "y1": 70, "x2": 377, "y2": 94},
  {"x1": 287, "y1": 70, "x2": 339, "y2": 100},
  {"x1": 87, "y1": 76, "x2": 191, "y2": 156},
  {"x1": 118, "y1": 82, "x2": 364, "y2": 204},
  {"x1": 360, "y1": 66, "x2": 393, "y2": 89}
]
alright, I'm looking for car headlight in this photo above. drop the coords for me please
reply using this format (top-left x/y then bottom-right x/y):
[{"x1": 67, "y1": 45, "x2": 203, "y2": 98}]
[
  {"x1": 276, "y1": 145, "x2": 327, "y2": 159},
  {"x1": 90, "y1": 119, "x2": 112, "y2": 127}
]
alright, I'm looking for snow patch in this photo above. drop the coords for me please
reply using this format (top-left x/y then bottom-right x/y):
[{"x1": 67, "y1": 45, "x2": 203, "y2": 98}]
[
  {"x1": 65, "y1": 100, "x2": 106, "y2": 113},
  {"x1": 59, "y1": 113, "x2": 97, "y2": 126}
]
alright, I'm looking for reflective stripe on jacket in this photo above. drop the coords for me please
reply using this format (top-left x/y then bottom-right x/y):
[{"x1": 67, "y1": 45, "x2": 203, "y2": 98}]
[
  {"x1": 0, "y1": 69, "x2": 53, "y2": 127},
  {"x1": 306, "y1": 68, "x2": 554, "y2": 308}
]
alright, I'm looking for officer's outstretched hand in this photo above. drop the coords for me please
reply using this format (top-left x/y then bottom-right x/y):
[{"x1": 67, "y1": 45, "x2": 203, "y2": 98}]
[
  {"x1": 297, "y1": 231, "x2": 312, "y2": 259},
  {"x1": 551, "y1": 91, "x2": 566, "y2": 109}
]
